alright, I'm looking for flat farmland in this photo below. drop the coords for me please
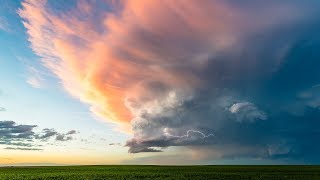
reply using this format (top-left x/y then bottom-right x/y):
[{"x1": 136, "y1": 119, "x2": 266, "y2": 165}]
[{"x1": 0, "y1": 165, "x2": 319, "y2": 179}]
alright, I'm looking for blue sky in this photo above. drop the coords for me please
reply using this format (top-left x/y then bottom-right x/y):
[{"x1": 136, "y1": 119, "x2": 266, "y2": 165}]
[
  {"x1": 0, "y1": 0, "x2": 131, "y2": 165},
  {"x1": 1, "y1": 0, "x2": 320, "y2": 165}
]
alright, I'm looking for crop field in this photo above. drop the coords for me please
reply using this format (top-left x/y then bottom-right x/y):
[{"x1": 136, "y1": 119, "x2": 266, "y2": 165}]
[{"x1": 0, "y1": 165, "x2": 319, "y2": 179}]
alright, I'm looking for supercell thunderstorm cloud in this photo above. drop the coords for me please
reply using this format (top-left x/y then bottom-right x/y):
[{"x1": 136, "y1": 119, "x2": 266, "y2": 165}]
[{"x1": 19, "y1": 0, "x2": 320, "y2": 163}]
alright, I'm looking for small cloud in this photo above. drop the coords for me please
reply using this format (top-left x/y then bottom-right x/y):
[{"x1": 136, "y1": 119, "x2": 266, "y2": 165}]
[
  {"x1": 54, "y1": 130, "x2": 79, "y2": 141},
  {"x1": 35, "y1": 128, "x2": 58, "y2": 140},
  {"x1": 26, "y1": 66, "x2": 44, "y2": 88},
  {"x1": 0, "y1": 17, "x2": 10, "y2": 32},
  {"x1": 4, "y1": 147, "x2": 42, "y2": 151},
  {"x1": 298, "y1": 85, "x2": 320, "y2": 110},
  {"x1": 0, "y1": 141, "x2": 35, "y2": 147},
  {"x1": 0, "y1": 107, "x2": 6, "y2": 112},
  {"x1": 66, "y1": 130, "x2": 78, "y2": 135},
  {"x1": 229, "y1": 102, "x2": 267, "y2": 122},
  {"x1": 55, "y1": 134, "x2": 73, "y2": 141},
  {"x1": 129, "y1": 147, "x2": 163, "y2": 153},
  {"x1": 35, "y1": 128, "x2": 78, "y2": 142},
  {"x1": 26, "y1": 76, "x2": 43, "y2": 88},
  {"x1": 108, "y1": 143, "x2": 121, "y2": 146},
  {"x1": 16, "y1": 57, "x2": 52, "y2": 89}
]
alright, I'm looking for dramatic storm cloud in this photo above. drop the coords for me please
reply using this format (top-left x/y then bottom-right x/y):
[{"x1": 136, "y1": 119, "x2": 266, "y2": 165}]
[{"x1": 19, "y1": 0, "x2": 320, "y2": 162}]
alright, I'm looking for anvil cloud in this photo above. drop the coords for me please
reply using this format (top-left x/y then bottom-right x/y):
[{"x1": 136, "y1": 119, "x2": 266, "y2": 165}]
[{"x1": 19, "y1": 0, "x2": 320, "y2": 162}]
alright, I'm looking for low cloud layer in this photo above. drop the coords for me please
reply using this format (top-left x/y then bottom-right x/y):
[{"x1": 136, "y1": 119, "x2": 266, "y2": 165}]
[
  {"x1": 126, "y1": 130, "x2": 214, "y2": 153},
  {"x1": 0, "y1": 120, "x2": 78, "y2": 150},
  {"x1": 0, "y1": 121, "x2": 36, "y2": 139},
  {"x1": 4, "y1": 147, "x2": 42, "y2": 151},
  {"x1": 19, "y1": 0, "x2": 320, "y2": 163}
]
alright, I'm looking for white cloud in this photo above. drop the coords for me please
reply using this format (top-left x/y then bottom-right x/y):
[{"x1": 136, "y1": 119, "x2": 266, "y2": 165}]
[
  {"x1": 229, "y1": 102, "x2": 267, "y2": 122},
  {"x1": 297, "y1": 85, "x2": 320, "y2": 110},
  {"x1": 26, "y1": 66, "x2": 44, "y2": 88}
]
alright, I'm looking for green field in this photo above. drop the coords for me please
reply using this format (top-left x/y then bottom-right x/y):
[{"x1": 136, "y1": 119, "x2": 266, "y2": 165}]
[{"x1": 0, "y1": 165, "x2": 319, "y2": 179}]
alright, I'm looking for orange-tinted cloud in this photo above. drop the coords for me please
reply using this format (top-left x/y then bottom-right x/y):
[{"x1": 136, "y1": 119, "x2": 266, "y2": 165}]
[{"x1": 19, "y1": 0, "x2": 300, "y2": 132}]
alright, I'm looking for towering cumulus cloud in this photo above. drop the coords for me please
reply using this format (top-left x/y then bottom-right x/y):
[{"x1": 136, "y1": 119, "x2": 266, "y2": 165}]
[{"x1": 19, "y1": 0, "x2": 320, "y2": 162}]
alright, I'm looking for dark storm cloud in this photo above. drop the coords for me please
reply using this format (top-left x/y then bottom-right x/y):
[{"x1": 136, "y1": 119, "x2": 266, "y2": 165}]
[
  {"x1": 126, "y1": 130, "x2": 214, "y2": 153},
  {"x1": 125, "y1": 1, "x2": 320, "y2": 164},
  {"x1": 19, "y1": 0, "x2": 320, "y2": 163}
]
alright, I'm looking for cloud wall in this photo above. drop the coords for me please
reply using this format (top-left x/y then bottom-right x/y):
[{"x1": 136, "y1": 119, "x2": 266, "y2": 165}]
[
  {"x1": 18, "y1": 0, "x2": 297, "y2": 124},
  {"x1": 19, "y1": 0, "x2": 320, "y2": 162}
]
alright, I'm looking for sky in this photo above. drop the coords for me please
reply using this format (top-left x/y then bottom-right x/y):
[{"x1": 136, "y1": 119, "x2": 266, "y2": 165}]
[{"x1": 1, "y1": 0, "x2": 320, "y2": 165}]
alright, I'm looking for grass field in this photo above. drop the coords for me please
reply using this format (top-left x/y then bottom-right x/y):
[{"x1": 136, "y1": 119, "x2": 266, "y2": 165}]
[{"x1": 0, "y1": 165, "x2": 319, "y2": 179}]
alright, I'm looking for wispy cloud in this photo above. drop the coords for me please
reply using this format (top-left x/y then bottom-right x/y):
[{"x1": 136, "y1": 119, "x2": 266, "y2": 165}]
[
  {"x1": 16, "y1": 56, "x2": 53, "y2": 89},
  {"x1": 4, "y1": 147, "x2": 42, "y2": 151},
  {"x1": 25, "y1": 65, "x2": 45, "y2": 88},
  {"x1": 0, "y1": 17, "x2": 10, "y2": 32}
]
